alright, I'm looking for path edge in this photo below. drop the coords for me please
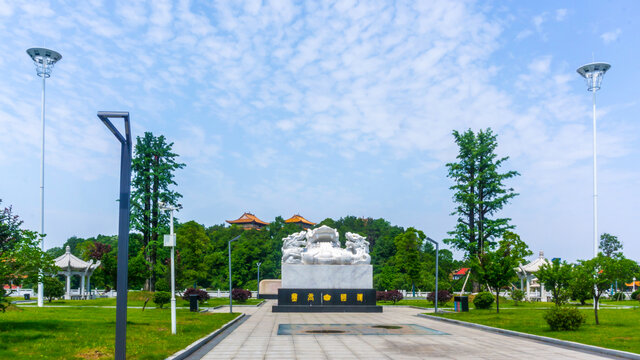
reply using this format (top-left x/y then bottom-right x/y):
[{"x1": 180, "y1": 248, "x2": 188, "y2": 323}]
[
  {"x1": 418, "y1": 314, "x2": 640, "y2": 360},
  {"x1": 165, "y1": 313, "x2": 245, "y2": 360}
]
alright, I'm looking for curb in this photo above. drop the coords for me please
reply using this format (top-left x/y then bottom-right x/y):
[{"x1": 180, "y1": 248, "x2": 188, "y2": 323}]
[
  {"x1": 418, "y1": 314, "x2": 640, "y2": 360},
  {"x1": 165, "y1": 313, "x2": 245, "y2": 360}
]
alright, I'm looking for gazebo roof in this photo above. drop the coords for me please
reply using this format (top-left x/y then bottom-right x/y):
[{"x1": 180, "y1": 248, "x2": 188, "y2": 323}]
[
  {"x1": 54, "y1": 246, "x2": 100, "y2": 272},
  {"x1": 517, "y1": 251, "x2": 551, "y2": 274},
  {"x1": 226, "y1": 212, "x2": 269, "y2": 226}
]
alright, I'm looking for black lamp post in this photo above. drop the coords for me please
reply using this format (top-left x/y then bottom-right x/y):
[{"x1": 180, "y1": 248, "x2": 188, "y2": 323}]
[
  {"x1": 256, "y1": 262, "x2": 262, "y2": 299},
  {"x1": 228, "y1": 234, "x2": 242, "y2": 313},
  {"x1": 425, "y1": 237, "x2": 439, "y2": 313},
  {"x1": 97, "y1": 111, "x2": 131, "y2": 360}
]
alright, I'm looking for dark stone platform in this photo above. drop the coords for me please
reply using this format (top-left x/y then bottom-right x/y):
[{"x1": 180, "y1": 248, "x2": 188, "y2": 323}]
[{"x1": 272, "y1": 288, "x2": 382, "y2": 313}]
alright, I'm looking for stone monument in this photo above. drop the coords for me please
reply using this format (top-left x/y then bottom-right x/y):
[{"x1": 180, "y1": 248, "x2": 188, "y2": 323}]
[{"x1": 272, "y1": 225, "x2": 382, "y2": 312}]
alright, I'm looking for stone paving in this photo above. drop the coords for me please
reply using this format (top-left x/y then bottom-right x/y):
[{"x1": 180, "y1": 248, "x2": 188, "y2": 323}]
[{"x1": 203, "y1": 300, "x2": 615, "y2": 359}]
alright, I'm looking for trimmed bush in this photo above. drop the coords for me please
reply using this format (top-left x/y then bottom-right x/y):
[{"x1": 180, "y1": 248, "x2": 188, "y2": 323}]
[
  {"x1": 611, "y1": 292, "x2": 626, "y2": 301},
  {"x1": 631, "y1": 289, "x2": 640, "y2": 301},
  {"x1": 427, "y1": 290, "x2": 452, "y2": 304},
  {"x1": 376, "y1": 291, "x2": 386, "y2": 301},
  {"x1": 543, "y1": 307, "x2": 586, "y2": 331},
  {"x1": 231, "y1": 288, "x2": 251, "y2": 302},
  {"x1": 473, "y1": 292, "x2": 494, "y2": 309},
  {"x1": 510, "y1": 289, "x2": 525, "y2": 305},
  {"x1": 153, "y1": 291, "x2": 171, "y2": 308},
  {"x1": 181, "y1": 288, "x2": 210, "y2": 303},
  {"x1": 386, "y1": 290, "x2": 403, "y2": 304}
]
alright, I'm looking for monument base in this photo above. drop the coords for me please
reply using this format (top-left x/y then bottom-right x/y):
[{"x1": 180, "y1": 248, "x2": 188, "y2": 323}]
[{"x1": 272, "y1": 288, "x2": 382, "y2": 313}]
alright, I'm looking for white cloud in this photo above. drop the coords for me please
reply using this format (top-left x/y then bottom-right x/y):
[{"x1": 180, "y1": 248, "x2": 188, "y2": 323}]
[
  {"x1": 600, "y1": 29, "x2": 621, "y2": 44},
  {"x1": 555, "y1": 9, "x2": 567, "y2": 21}
]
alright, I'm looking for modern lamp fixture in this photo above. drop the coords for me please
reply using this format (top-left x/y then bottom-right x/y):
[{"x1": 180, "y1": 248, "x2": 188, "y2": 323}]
[{"x1": 26, "y1": 47, "x2": 62, "y2": 308}]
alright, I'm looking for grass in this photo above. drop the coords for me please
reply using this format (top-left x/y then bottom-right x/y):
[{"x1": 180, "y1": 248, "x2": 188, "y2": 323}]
[
  {"x1": 432, "y1": 301, "x2": 640, "y2": 354},
  {"x1": 26, "y1": 292, "x2": 263, "y2": 308},
  {"x1": 0, "y1": 306, "x2": 238, "y2": 359}
]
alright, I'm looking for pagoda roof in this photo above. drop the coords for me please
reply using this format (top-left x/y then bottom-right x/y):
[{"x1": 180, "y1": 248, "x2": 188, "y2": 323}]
[
  {"x1": 226, "y1": 212, "x2": 269, "y2": 226},
  {"x1": 452, "y1": 267, "x2": 470, "y2": 276},
  {"x1": 516, "y1": 251, "x2": 551, "y2": 274},
  {"x1": 284, "y1": 214, "x2": 316, "y2": 226},
  {"x1": 54, "y1": 246, "x2": 101, "y2": 272}
]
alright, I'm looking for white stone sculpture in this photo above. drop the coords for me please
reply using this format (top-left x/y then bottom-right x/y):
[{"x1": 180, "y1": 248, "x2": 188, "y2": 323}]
[
  {"x1": 281, "y1": 225, "x2": 370, "y2": 265},
  {"x1": 281, "y1": 231, "x2": 307, "y2": 264}
]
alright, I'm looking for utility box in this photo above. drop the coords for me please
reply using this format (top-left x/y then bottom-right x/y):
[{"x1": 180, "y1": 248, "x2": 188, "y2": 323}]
[
  {"x1": 24, "y1": 294, "x2": 30, "y2": 300},
  {"x1": 164, "y1": 234, "x2": 176, "y2": 247},
  {"x1": 454, "y1": 296, "x2": 469, "y2": 312},
  {"x1": 189, "y1": 294, "x2": 199, "y2": 312}
]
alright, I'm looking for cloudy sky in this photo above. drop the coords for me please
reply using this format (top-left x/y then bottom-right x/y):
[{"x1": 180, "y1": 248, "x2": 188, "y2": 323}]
[{"x1": 1, "y1": 0, "x2": 638, "y2": 263}]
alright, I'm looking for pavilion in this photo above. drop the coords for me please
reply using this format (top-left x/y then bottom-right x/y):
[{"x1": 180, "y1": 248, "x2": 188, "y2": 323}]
[
  {"x1": 226, "y1": 212, "x2": 269, "y2": 230},
  {"x1": 515, "y1": 251, "x2": 551, "y2": 302},
  {"x1": 53, "y1": 246, "x2": 101, "y2": 300},
  {"x1": 284, "y1": 214, "x2": 316, "y2": 229}
]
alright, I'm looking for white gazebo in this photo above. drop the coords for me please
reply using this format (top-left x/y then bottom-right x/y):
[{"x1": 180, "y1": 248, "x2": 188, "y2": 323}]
[
  {"x1": 515, "y1": 251, "x2": 551, "y2": 302},
  {"x1": 53, "y1": 246, "x2": 101, "y2": 300}
]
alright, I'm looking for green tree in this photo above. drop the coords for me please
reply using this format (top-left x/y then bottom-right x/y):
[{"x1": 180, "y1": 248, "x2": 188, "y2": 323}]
[
  {"x1": 579, "y1": 254, "x2": 638, "y2": 325},
  {"x1": 175, "y1": 221, "x2": 211, "y2": 288},
  {"x1": 0, "y1": 200, "x2": 57, "y2": 311},
  {"x1": 43, "y1": 276, "x2": 65, "y2": 302},
  {"x1": 568, "y1": 265, "x2": 592, "y2": 305},
  {"x1": 475, "y1": 231, "x2": 531, "y2": 313},
  {"x1": 536, "y1": 259, "x2": 572, "y2": 306},
  {"x1": 131, "y1": 132, "x2": 185, "y2": 291},
  {"x1": 394, "y1": 228, "x2": 424, "y2": 295},
  {"x1": 445, "y1": 129, "x2": 519, "y2": 257},
  {"x1": 599, "y1": 233, "x2": 622, "y2": 258}
]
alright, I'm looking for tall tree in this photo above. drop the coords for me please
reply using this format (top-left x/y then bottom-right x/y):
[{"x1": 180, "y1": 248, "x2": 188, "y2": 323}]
[
  {"x1": 394, "y1": 228, "x2": 424, "y2": 295},
  {"x1": 445, "y1": 128, "x2": 519, "y2": 257},
  {"x1": 599, "y1": 233, "x2": 622, "y2": 258},
  {"x1": 131, "y1": 132, "x2": 185, "y2": 291}
]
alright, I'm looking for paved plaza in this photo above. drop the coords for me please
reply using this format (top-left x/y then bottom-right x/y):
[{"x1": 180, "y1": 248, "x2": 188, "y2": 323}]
[{"x1": 199, "y1": 300, "x2": 615, "y2": 360}]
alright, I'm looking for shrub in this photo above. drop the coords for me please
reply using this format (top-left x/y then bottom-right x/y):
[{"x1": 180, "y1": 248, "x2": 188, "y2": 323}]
[
  {"x1": 376, "y1": 291, "x2": 386, "y2": 301},
  {"x1": 231, "y1": 288, "x2": 251, "y2": 302},
  {"x1": 510, "y1": 289, "x2": 525, "y2": 305},
  {"x1": 182, "y1": 288, "x2": 210, "y2": 303},
  {"x1": 386, "y1": 290, "x2": 403, "y2": 304},
  {"x1": 473, "y1": 292, "x2": 494, "y2": 309},
  {"x1": 427, "y1": 290, "x2": 452, "y2": 304},
  {"x1": 543, "y1": 307, "x2": 586, "y2": 331},
  {"x1": 153, "y1": 291, "x2": 171, "y2": 308},
  {"x1": 43, "y1": 277, "x2": 65, "y2": 302},
  {"x1": 611, "y1": 292, "x2": 626, "y2": 301},
  {"x1": 631, "y1": 289, "x2": 640, "y2": 301}
]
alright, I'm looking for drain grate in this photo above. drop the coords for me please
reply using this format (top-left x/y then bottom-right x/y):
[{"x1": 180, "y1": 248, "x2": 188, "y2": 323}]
[{"x1": 278, "y1": 324, "x2": 448, "y2": 335}]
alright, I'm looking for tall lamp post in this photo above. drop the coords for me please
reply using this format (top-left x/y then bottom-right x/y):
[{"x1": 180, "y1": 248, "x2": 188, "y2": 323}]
[
  {"x1": 97, "y1": 111, "x2": 132, "y2": 360},
  {"x1": 26, "y1": 48, "x2": 62, "y2": 308},
  {"x1": 576, "y1": 62, "x2": 611, "y2": 261},
  {"x1": 425, "y1": 237, "x2": 439, "y2": 313},
  {"x1": 256, "y1": 262, "x2": 262, "y2": 299},
  {"x1": 159, "y1": 202, "x2": 181, "y2": 335},
  {"x1": 228, "y1": 234, "x2": 242, "y2": 313}
]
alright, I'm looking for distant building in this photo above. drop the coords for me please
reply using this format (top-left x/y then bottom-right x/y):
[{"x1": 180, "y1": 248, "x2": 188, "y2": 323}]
[
  {"x1": 451, "y1": 267, "x2": 470, "y2": 280},
  {"x1": 284, "y1": 214, "x2": 316, "y2": 229},
  {"x1": 226, "y1": 212, "x2": 269, "y2": 230}
]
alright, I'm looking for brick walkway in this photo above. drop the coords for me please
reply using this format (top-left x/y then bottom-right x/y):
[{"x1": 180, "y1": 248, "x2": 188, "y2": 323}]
[{"x1": 202, "y1": 300, "x2": 613, "y2": 359}]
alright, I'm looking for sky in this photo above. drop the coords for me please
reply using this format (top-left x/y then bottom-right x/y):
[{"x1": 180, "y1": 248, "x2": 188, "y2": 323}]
[{"x1": 0, "y1": 0, "x2": 638, "y2": 264}]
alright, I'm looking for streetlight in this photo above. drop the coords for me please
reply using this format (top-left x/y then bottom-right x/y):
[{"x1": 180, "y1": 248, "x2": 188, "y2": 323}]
[
  {"x1": 228, "y1": 234, "x2": 242, "y2": 313},
  {"x1": 97, "y1": 111, "x2": 132, "y2": 360},
  {"x1": 576, "y1": 61, "x2": 611, "y2": 260},
  {"x1": 26, "y1": 47, "x2": 62, "y2": 308},
  {"x1": 256, "y1": 262, "x2": 262, "y2": 299},
  {"x1": 159, "y1": 202, "x2": 181, "y2": 335},
  {"x1": 425, "y1": 237, "x2": 439, "y2": 313}
]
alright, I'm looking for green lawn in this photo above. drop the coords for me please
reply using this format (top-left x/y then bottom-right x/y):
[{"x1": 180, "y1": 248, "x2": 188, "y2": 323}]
[
  {"x1": 33, "y1": 295, "x2": 263, "y2": 308},
  {"x1": 0, "y1": 306, "x2": 238, "y2": 359},
  {"x1": 433, "y1": 305, "x2": 640, "y2": 354}
]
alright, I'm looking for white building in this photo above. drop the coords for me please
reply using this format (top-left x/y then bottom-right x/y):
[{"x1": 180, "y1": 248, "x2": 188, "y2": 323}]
[
  {"x1": 515, "y1": 251, "x2": 551, "y2": 302},
  {"x1": 53, "y1": 246, "x2": 101, "y2": 300}
]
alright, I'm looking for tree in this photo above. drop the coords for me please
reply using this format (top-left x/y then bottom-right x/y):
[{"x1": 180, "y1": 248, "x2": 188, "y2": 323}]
[
  {"x1": 536, "y1": 259, "x2": 572, "y2": 306},
  {"x1": 599, "y1": 233, "x2": 622, "y2": 258},
  {"x1": 475, "y1": 231, "x2": 531, "y2": 313},
  {"x1": 445, "y1": 129, "x2": 519, "y2": 257},
  {"x1": 568, "y1": 265, "x2": 592, "y2": 305},
  {"x1": 579, "y1": 254, "x2": 638, "y2": 325},
  {"x1": 0, "y1": 200, "x2": 57, "y2": 311},
  {"x1": 175, "y1": 221, "x2": 211, "y2": 288},
  {"x1": 43, "y1": 276, "x2": 65, "y2": 302},
  {"x1": 394, "y1": 228, "x2": 424, "y2": 295},
  {"x1": 131, "y1": 132, "x2": 185, "y2": 291}
]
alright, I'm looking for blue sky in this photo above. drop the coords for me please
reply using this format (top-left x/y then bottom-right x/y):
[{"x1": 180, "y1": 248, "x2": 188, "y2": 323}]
[{"x1": 0, "y1": 0, "x2": 638, "y2": 263}]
